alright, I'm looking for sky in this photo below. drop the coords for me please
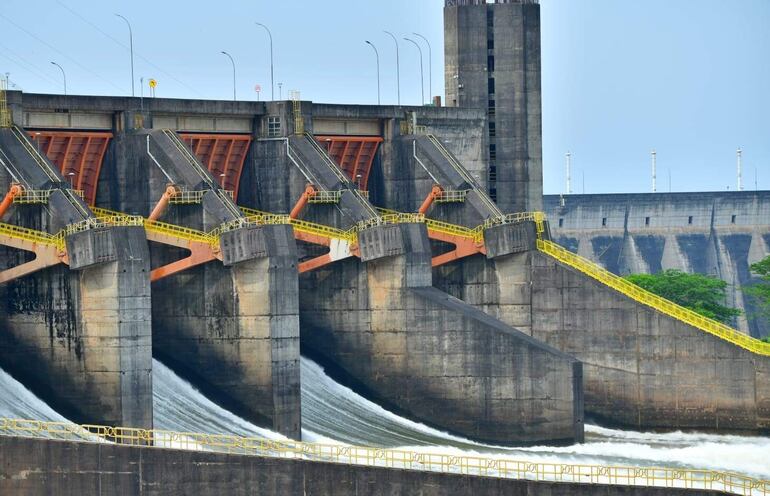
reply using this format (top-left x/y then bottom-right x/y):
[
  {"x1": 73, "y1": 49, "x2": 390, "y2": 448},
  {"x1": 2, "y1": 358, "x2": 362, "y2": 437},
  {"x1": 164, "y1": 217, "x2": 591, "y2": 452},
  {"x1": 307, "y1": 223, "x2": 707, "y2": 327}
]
[{"x1": 1, "y1": 0, "x2": 768, "y2": 195}]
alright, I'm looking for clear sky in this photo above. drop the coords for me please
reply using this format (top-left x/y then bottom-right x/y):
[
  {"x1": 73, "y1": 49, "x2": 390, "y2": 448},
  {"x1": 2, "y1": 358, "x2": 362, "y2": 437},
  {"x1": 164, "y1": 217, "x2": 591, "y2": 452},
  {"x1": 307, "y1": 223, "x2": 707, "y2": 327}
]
[{"x1": 1, "y1": 0, "x2": 768, "y2": 195}]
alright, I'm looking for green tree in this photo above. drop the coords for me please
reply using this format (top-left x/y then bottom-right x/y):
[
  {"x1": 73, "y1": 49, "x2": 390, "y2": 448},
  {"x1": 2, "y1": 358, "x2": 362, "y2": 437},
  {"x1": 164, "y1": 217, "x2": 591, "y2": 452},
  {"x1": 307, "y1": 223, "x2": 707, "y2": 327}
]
[
  {"x1": 744, "y1": 255, "x2": 770, "y2": 338},
  {"x1": 624, "y1": 269, "x2": 741, "y2": 324}
]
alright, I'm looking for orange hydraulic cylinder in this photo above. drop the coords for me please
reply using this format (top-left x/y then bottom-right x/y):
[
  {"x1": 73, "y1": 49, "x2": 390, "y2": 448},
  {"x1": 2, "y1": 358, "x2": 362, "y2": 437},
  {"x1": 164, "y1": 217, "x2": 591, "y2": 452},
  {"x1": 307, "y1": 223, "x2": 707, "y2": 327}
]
[
  {"x1": 149, "y1": 185, "x2": 180, "y2": 221},
  {"x1": 290, "y1": 185, "x2": 317, "y2": 219},
  {"x1": 0, "y1": 184, "x2": 23, "y2": 222},
  {"x1": 418, "y1": 185, "x2": 443, "y2": 215}
]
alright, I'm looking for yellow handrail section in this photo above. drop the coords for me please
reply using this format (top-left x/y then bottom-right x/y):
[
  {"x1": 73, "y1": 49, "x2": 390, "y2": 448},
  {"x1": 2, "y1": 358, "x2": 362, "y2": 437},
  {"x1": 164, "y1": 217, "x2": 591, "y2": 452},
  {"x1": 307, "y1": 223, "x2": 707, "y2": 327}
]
[
  {"x1": 92, "y1": 207, "x2": 218, "y2": 246},
  {"x1": 240, "y1": 206, "x2": 356, "y2": 244},
  {"x1": 0, "y1": 80, "x2": 11, "y2": 128},
  {"x1": 536, "y1": 238, "x2": 770, "y2": 356},
  {"x1": 0, "y1": 222, "x2": 65, "y2": 250},
  {"x1": 0, "y1": 417, "x2": 765, "y2": 495}
]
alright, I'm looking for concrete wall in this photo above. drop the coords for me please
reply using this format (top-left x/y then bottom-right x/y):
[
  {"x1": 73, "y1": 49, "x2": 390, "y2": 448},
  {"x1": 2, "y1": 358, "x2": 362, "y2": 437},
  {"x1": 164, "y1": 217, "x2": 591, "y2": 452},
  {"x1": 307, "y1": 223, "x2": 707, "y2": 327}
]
[
  {"x1": 530, "y1": 250, "x2": 770, "y2": 431},
  {"x1": 0, "y1": 128, "x2": 153, "y2": 429},
  {"x1": 545, "y1": 192, "x2": 770, "y2": 338},
  {"x1": 0, "y1": 436, "x2": 720, "y2": 496},
  {"x1": 98, "y1": 128, "x2": 301, "y2": 438}
]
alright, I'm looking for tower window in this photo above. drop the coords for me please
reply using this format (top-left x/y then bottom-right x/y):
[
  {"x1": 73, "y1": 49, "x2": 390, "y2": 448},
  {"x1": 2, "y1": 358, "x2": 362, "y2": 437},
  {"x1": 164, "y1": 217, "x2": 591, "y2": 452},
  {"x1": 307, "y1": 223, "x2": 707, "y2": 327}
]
[
  {"x1": 558, "y1": 218, "x2": 564, "y2": 228},
  {"x1": 267, "y1": 116, "x2": 281, "y2": 137},
  {"x1": 486, "y1": 9, "x2": 494, "y2": 28},
  {"x1": 688, "y1": 215, "x2": 693, "y2": 225},
  {"x1": 489, "y1": 144, "x2": 496, "y2": 160},
  {"x1": 487, "y1": 55, "x2": 495, "y2": 72},
  {"x1": 487, "y1": 39, "x2": 494, "y2": 50},
  {"x1": 488, "y1": 99, "x2": 495, "y2": 116},
  {"x1": 488, "y1": 122, "x2": 496, "y2": 137},
  {"x1": 487, "y1": 77, "x2": 495, "y2": 94},
  {"x1": 602, "y1": 217, "x2": 607, "y2": 227},
  {"x1": 645, "y1": 217, "x2": 650, "y2": 226},
  {"x1": 731, "y1": 214, "x2": 737, "y2": 224}
]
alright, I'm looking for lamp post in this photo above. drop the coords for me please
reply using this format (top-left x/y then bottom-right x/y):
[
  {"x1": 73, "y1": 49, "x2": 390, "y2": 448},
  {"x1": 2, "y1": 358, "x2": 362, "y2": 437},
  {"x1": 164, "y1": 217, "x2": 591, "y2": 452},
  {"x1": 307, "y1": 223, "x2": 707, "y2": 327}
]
[
  {"x1": 114, "y1": 14, "x2": 135, "y2": 97},
  {"x1": 50, "y1": 61, "x2": 67, "y2": 95},
  {"x1": 364, "y1": 41, "x2": 380, "y2": 105},
  {"x1": 403, "y1": 37, "x2": 424, "y2": 105},
  {"x1": 255, "y1": 22, "x2": 275, "y2": 101},
  {"x1": 383, "y1": 31, "x2": 400, "y2": 105},
  {"x1": 411, "y1": 32, "x2": 432, "y2": 101},
  {"x1": 220, "y1": 51, "x2": 236, "y2": 101}
]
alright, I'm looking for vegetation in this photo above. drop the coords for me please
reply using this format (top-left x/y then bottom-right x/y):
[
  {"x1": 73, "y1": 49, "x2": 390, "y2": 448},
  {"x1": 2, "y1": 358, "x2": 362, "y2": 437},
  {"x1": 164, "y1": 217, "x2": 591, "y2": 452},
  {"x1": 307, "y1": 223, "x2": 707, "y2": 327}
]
[
  {"x1": 624, "y1": 269, "x2": 741, "y2": 324},
  {"x1": 745, "y1": 255, "x2": 770, "y2": 320}
]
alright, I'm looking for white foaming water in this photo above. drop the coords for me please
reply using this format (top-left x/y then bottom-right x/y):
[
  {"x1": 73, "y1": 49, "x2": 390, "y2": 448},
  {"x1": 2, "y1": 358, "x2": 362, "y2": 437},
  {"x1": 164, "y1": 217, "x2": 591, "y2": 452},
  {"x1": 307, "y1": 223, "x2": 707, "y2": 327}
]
[{"x1": 1, "y1": 358, "x2": 768, "y2": 479}]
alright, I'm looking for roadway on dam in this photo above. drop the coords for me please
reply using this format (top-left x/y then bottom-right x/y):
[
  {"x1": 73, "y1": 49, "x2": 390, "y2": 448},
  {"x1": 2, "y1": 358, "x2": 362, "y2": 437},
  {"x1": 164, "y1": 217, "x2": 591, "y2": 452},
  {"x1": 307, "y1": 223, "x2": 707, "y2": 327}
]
[{"x1": 0, "y1": 356, "x2": 768, "y2": 480}]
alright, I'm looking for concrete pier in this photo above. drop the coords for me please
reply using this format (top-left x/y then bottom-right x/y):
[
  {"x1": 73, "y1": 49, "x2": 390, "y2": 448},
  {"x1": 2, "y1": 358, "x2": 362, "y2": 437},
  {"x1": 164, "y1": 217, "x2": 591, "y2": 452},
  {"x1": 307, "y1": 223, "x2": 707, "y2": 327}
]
[
  {"x1": 100, "y1": 126, "x2": 301, "y2": 438},
  {"x1": 0, "y1": 127, "x2": 152, "y2": 429},
  {"x1": 244, "y1": 117, "x2": 583, "y2": 445}
]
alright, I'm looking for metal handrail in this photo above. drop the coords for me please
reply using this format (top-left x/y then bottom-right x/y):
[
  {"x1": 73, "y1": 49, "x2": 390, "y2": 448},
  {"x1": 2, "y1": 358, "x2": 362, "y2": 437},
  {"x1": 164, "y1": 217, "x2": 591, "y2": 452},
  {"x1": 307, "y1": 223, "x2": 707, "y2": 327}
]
[
  {"x1": 169, "y1": 190, "x2": 206, "y2": 204},
  {"x1": 0, "y1": 80, "x2": 11, "y2": 128},
  {"x1": 307, "y1": 190, "x2": 342, "y2": 204},
  {"x1": 435, "y1": 189, "x2": 469, "y2": 203},
  {"x1": 240, "y1": 206, "x2": 356, "y2": 243},
  {"x1": 0, "y1": 417, "x2": 765, "y2": 495},
  {"x1": 92, "y1": 207, "x2": 216, "y2": 246},
  {"x1": 0, "y1": 222, "x2": 64, "y2": 250}
]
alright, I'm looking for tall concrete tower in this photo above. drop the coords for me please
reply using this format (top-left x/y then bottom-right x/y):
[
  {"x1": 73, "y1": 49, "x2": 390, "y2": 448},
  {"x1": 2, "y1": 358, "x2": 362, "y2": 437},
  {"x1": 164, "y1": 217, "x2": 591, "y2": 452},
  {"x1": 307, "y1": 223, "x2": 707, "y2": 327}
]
[{"x1": 444, "y1": 0, "x2": 543, "y2": 212}]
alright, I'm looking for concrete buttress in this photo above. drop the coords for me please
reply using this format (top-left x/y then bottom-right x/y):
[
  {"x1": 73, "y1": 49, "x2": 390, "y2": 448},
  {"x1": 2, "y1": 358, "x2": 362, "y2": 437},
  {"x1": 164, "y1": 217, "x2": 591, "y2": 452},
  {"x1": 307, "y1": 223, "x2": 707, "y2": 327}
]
[
  {"x1": 0, "y1": 127, "x2": 153, "y2": 428},
  {"x1": 100, "y1": 128, "x2": 300, "y2": 438}
]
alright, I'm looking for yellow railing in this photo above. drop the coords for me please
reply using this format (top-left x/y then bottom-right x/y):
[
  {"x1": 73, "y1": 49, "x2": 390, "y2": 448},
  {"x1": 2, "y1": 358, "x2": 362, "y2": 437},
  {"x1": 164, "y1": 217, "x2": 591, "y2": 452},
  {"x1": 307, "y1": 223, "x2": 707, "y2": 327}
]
[
  {"x1": 0, "y1": 222, "x2": 65, "y2": 250},
  {"x1": 92, "y1": 207, "x2": 216, "y2": 246},
  {"x1": 0, "y1": 418, "x2": 766, "y2": 495},
  {"x1": 307, "y1": 190, "x2": 342, "y2": 204},
  {"x1": 169, "y1": 190, "x2": 206, "y2": 204},
  {"x1": 0, "y1": 79, "x2": 11, "y2": 128},
  {"x1": 240, "y1": 206, "x2": 356, "y2": 243},
  {"x1": 537, "y1": 238, "x2": 770, "y2": 356},
  {"x1": 435, "y1": 189, "x2": 469, "y2": 203}
]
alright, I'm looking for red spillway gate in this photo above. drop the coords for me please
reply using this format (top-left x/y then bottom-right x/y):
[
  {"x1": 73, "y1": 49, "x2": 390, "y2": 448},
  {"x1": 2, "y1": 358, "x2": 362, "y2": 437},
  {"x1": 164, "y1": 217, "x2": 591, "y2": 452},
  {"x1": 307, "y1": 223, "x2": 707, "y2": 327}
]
[
  {"x1": 315, "y1": 136, "x2": 382, "y2": 190},
  {"x1": 27, "y1": 131, "x2": 112, "y2": 206},
  {"x1": 179, "y1": 133, "x2": 252, "y2": 202}
]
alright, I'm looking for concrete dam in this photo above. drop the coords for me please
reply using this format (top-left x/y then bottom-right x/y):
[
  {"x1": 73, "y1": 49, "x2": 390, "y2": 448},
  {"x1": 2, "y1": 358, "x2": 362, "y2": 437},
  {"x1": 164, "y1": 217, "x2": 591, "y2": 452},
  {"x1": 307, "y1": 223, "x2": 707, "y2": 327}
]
[
  {"x1": 0, "y1": 0, "x2": 769, "y2": 493},
  {"x1": 544, "y1": 192, "x2": 770, "y2": 338},
  {"x1": 0, "y1": 90, "x2": 768, "y2": 440}
]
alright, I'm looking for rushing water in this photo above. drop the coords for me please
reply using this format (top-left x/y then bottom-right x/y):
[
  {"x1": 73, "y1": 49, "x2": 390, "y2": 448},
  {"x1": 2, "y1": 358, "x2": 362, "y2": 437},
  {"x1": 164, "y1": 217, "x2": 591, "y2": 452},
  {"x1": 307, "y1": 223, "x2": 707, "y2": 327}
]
[{"x1": 1, "y1": 358, "x2": 769, "y2": 479}]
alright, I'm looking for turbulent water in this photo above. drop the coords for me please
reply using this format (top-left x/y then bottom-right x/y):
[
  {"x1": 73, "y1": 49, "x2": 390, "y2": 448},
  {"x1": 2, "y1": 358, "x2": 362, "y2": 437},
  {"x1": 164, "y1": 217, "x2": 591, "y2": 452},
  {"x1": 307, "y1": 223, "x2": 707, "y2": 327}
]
[{"x1": 1, "y1": 358, "x2": 769, "y2": 479}]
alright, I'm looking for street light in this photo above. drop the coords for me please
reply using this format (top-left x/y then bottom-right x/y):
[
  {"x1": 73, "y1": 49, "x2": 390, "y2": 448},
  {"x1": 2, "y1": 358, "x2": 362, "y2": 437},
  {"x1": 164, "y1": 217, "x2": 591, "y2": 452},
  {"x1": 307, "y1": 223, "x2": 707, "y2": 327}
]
[
  {"x1": 114, "y1": 14, "x2": 135, "y2": 97},
  {"x1": 50, "y1": 61, "x2": 67, "y2": 95},
  {"x1": 403, "y1": 37, "x2": 424, "y2": 105},
  {"x1": 255, "y1": 22, "x2": 275, "y2": 101},
  {"x1": 364, "y1": 41, "x2": 380, "y2": 105},
  {"x1": 220, "y1": 51, "x2": 236, "y2": 101},
  {"x1": 383, "y1": 31, "x2": 400, "y2": 106},
  {"x1": 277, "y1": 82, "x2": 283, "y2": 100},
  {"x1": 411, "y1": 32, "x2": 432, "y2": 102}
]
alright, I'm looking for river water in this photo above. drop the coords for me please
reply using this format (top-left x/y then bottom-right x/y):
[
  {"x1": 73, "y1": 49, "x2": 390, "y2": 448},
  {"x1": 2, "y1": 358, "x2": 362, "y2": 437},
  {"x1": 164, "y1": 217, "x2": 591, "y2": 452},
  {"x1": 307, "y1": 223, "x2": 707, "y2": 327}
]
[{"x1": 1, "y1": 358, "x2": 768, "y2": 479}]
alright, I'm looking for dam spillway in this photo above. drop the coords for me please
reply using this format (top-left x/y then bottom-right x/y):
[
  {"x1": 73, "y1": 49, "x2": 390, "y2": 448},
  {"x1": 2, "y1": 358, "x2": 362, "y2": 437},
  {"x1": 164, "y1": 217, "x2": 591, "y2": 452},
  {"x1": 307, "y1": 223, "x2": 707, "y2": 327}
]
[{"x1": 0, "y1": 90, "x2": 768, "y2": 441}]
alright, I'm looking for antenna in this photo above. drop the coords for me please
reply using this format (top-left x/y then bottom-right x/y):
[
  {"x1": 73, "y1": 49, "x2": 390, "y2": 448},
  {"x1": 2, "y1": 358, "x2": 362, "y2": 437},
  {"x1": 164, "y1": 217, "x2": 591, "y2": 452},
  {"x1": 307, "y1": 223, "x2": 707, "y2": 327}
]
[
  {"x1": 565, "y1": 151, "x2": 572, "y2": 194},
  {"x1": 651, "y1": 149, "x2": 657, "y2": 193},
  {"x1": 737, "y1": 148, "x2": 743, "y2": 191}
]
